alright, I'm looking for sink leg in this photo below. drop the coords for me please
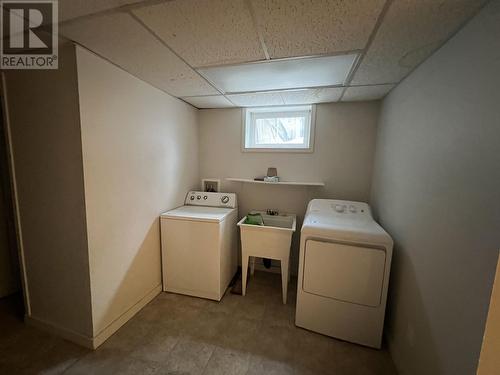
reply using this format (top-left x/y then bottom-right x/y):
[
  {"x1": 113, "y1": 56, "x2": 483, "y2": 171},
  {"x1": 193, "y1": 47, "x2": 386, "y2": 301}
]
[
  {"x1": 242, "y1": 254, "x2": 249, "y2": 297},
  {"x1": 250, "y1": 256, "x2": 255, "y2": 275},
  {"x1": 281, "y1": 257, "x2": 289, "y2": 304}
]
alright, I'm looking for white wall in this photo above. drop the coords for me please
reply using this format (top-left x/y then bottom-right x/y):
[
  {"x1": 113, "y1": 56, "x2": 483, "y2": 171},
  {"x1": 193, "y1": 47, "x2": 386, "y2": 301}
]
[
  {"x1": 199, "y1": 102, "x2": 380, "y2": 273},
  {"x1": 370, "y1": 1, "x2": 500, "y2": 374},
  {"x1": 76, "y1": 46, "x2": 199, "y2": 336},
  {"x1": 3, "y1": 42, "x2": 93, "y2": 336},
  {"x1": 3, "y1": 43, "x2": 200, "y2": 345}
]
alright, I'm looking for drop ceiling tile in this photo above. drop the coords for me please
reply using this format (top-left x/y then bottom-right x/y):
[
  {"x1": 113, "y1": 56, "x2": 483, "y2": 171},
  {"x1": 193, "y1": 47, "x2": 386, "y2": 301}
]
[
  {"x1": 342, "y1": 84, "x2": 395, "y2": 102},
  {"x1": 60, "y1": 12, "x2": 218, "y2": 97},
  {"x1": 132, "y1": 0, "x2": 265, "y2": 67},
  {"x1": 351, "y1": 0, "x2": 487, "y2": 85},
  {"x1": 198, "y1": 54, "x2": 357, "y2": 93},
  {"x1": 227, "y1": 92, "x2": 284, "y2": 107},
  {"x1": 250, "y1": 0, "x2": 386, "y2": 59},
  {"x1": 59, "y1": 0, "x2": 145, "y2": 22},
  {"x1": 281, "y1": 88, "x2": 344, "y2": 105},
  {"x1": 182, "y1": 95, "x2": 235, "y2": 109}
]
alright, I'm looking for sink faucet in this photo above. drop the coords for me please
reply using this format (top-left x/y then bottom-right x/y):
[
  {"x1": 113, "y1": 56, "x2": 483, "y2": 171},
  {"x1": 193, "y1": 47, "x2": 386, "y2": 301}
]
[{"x1": 266, "y1": 209, "x2": 279, "y2": 216}]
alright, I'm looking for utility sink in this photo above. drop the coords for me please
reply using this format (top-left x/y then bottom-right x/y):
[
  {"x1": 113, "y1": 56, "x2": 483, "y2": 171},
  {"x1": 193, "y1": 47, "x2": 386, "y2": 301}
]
[{"x1": 237, "y1": 211, "x2": 296, "y2": 304}]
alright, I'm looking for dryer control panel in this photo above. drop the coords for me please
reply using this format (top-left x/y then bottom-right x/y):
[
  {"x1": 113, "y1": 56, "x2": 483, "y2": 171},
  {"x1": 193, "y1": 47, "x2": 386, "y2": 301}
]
[
  {"x1": 185, "y1": 191, "x2": 237, "y2": 208},
  {"x1": 307, "y1": 199, "x2": 371, "y2": 219}
]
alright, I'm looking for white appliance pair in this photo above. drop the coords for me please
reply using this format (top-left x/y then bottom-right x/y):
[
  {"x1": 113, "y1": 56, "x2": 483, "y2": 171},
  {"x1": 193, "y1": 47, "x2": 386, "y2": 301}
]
[
  {"x1": 295, "y1": 199, "x2": 393, "y2": 349},
  {"x1": 160, "y1": 191, "x2": 237, "y2": 301},
  {"x1": 160, "y1": 191, "x2": 393, "y2": 349}
]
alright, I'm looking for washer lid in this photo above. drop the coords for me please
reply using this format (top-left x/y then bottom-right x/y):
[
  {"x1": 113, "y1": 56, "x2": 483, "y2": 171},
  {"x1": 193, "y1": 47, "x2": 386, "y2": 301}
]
[
  {"x1": 161, "y1": 205, "x2": 235, "y2": 223},
  {"x1": 302, "y1": 211, "x2": 393, "y2": 247}
]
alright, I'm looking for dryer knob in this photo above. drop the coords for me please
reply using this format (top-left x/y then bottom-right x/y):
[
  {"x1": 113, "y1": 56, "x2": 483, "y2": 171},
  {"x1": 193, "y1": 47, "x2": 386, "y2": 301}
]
[
  {"x1": 221, "y1": 195, "x2": 229, "y2": 204},
  {"x1": 335, "y1": 204, "x2": 345, "y2": 213}
]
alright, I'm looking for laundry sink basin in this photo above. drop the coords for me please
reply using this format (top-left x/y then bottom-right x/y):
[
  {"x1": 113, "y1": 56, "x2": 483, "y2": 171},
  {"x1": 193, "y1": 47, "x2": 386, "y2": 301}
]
[
  {"x1": 237, "y1": 211, "x2": 296, "y2": 304},
  {"x1": 239, "y1": 211, "x2": 296, "y2": 230}
]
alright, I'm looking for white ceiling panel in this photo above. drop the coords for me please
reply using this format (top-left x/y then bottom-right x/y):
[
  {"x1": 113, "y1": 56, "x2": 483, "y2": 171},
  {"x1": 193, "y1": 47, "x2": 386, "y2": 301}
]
[
  {"x1": 227, "y1": 92, "x2": 285, "y2": 107},
  {"x1": 351, "y1": 0, "x2": 487, "y2": 85},
  {"x1": 182, "y1": 95, "x2": 235, "y2": 109},
  {"x1": 60, "y1": 12, "x2": 218, "y2": 97},
  {"x1": 281, "y1": 88, "x2": 344, "y2": 105},
  {"x1": 227, "y1": 87, "x2": 345, "y2": 107},
  {"x1": 342, "y1": 84, "x2": 395, "y2": 102},
  {"x1": 250, "y1": 0, "x2": 386, "y2": 59},
  {"x1": 132, "y1": 0, "x2": 265, "y2": 67},
  {"x1": 59, "y1": 0, "x2": 146, "y2": 22},
  {"x1": 198, "y1": 54, "x2": 357, "y2": 93}
]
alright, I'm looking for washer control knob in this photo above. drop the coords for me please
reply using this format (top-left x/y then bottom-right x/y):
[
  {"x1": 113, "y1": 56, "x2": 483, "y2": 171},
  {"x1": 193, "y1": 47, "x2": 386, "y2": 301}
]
[
  {"x1": 203, "y1": 195, "x2": 208, "y2": 200},
  {"x1": 190, "y1": 195, "x2": 195, "y2": 200},
  {"x1": 221, "y1": 195, "x2": 230, "y2": 204},
  {"x1": 349, "y1": 205, "x2": 357, "y2": 213},
  {"x1": 197, "y1": 195, "x2": 201, "y2": 200},
  {"x1": 335, "y1": 204, "x2": 345, "y2": 213}
]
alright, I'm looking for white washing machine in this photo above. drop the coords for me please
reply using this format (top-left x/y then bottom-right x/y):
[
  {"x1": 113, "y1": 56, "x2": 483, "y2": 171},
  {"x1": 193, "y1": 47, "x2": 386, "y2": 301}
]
[
  {"x1": 160, "y1": 191, "x2": 238, "y2": 301},
  {"x1": 295, "y1": 199, "x2": 393, "y2": 348}
]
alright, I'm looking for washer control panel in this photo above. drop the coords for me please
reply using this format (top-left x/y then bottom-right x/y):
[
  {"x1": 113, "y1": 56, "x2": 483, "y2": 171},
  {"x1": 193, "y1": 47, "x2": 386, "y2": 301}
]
[{"x1": 185, "y1": 191, "x2": 237, "y2": 208}]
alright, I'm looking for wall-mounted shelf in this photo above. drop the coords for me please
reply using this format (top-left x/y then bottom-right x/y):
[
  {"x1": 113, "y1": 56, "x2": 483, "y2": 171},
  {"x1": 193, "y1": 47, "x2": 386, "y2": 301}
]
[{"x1": 226, "y1": 178, "x2": 325, "y2": 187}]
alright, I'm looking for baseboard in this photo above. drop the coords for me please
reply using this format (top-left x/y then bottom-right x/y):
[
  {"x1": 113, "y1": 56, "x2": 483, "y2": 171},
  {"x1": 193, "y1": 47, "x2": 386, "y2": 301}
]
[
  {"x1": 25, "y1": 315, "x2": 94, "y2": 348},
  {"x1": 25, "y1": 284, "x2": 162, "y2": 349},
  {"x1": 92, "y1": 284, "x2": 162, "y2": 348}
]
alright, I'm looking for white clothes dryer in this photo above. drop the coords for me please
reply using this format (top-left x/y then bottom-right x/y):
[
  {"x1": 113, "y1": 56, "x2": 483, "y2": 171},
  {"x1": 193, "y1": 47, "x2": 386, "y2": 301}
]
[{"x1": 295, "y1": 199, "x2": 393, "y2": 348}]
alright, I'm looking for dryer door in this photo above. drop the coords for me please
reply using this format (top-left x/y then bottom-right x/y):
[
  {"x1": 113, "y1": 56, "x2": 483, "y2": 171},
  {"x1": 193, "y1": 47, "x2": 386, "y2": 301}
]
[{"x1": 302, "y1": 240, "x2": 386, "y2": 307}]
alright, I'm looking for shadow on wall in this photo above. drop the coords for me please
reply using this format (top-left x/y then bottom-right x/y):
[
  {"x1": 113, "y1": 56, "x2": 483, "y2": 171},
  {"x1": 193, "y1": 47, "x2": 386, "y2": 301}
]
[
  {"x1": 385, "y1": 244, "x2": 442, "y2": 374},
  {"x1": 93, "y1": 218, "x2": 162, "y2": 341}
]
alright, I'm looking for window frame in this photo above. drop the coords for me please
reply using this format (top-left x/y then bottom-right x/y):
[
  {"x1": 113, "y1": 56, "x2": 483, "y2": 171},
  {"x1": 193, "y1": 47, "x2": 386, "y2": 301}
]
[{"x1": 241, "y1": 105, "x2": 316, "y2": 153}]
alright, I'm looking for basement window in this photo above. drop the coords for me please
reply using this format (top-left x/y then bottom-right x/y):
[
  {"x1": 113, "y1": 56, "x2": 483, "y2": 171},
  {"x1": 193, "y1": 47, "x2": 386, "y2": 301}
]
[{"x1": 243, "y1": 105, "x2": 315, "y2": 152}]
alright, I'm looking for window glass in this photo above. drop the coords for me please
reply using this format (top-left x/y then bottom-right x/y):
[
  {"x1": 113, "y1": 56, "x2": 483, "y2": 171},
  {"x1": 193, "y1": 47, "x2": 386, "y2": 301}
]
[{"x1": 244, "y1": 106, "x2": 314, "y2": 151}]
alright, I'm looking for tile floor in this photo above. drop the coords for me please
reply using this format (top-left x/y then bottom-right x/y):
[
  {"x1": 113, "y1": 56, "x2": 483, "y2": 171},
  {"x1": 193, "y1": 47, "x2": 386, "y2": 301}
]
[{"x1": 0, "y1": 271, "x2": 397, "y2": 374}]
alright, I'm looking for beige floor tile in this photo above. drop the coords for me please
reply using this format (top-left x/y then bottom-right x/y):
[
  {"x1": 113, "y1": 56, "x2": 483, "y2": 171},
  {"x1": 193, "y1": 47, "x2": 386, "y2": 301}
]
[
  {"x1": 161, "y1": 337, "x2": 215, "y2": 375},
  {"x1": 0, "y1": 272, "x2": 397, "y2": 375},
  {"x1": 202, "y1": 347, "x2": 250, "y2": 375},
  {"x1": 63, "y1": 348, "x2": 158, "y2": 375},
  {"x1": 0, "y1": 328, "x2": 87, "y2": 375},
  {"x1": 248, "y1": 325, "x2": 296, "y2": 363},
  {"x1": 218, "y1": 316, "x2": 261, "y2": 352},
  {"x1": 262, "y1": 302, "x2": 295, "y2": 329},
  {"x1": 184, "y1": 310, "x2": 233, "y2": 346},
  {"x1": 126, "y1": 325, "x2": 180, "y2": 363},
  {"x1": 205, "y1": 292, "x2": 241, "y2": 315},
  {"x1": 292, "y1": 328, "x2": 340, "y2": 375},
  {"x1": 246, "y1": 356, "x2": 294, "y2": 375}
]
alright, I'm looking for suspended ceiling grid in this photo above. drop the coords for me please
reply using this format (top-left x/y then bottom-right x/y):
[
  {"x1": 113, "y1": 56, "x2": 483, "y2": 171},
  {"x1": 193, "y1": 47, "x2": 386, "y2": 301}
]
[{"x1": 59, "y1": 0, "x2": 488, "y2": 108}]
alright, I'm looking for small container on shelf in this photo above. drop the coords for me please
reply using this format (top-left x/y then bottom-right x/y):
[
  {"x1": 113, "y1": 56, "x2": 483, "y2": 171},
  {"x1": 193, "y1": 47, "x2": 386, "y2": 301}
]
[{"x1": 264, "y1": 176, "x2": 280, "y2": 183}]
